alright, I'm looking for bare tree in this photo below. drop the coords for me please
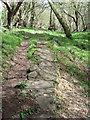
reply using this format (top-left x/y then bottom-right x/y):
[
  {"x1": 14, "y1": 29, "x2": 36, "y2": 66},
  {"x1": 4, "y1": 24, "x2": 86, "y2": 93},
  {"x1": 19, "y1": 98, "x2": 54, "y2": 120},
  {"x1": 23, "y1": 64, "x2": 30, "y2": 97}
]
[
  {"x1": 1, "y1": 0, "x2": 24, "y2": 29},
  {"x1": 60, "y1": 2, "x2": 87, "y2": 32}
]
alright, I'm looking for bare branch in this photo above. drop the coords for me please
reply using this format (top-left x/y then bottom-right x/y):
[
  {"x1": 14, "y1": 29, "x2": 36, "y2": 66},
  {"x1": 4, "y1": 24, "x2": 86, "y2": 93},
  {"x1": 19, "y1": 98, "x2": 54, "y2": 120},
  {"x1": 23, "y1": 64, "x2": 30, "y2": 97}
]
[
  {"x1": 77, "y1": 11, "x2": 86, "y2": 28},
  {"x1": 63, "y1": 10, "x2": 76, "y2": 23},
  {"x1": 1, "y1": 0, "x2": 10, "y2": 12},
  {"x1": 13, "y1": 1, "x2": 24, "y2": 16}
]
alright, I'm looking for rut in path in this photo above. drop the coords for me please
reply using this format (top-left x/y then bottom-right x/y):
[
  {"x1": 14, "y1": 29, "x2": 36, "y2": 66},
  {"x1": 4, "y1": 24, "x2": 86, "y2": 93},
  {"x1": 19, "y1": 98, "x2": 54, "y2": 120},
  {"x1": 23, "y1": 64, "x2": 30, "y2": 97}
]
[
  {"x1": 2, "y1": 36, "x2": 31, "y2": 119},
  {"x1": 2, "y1": 35, "x2": 59, "y2": 119}
]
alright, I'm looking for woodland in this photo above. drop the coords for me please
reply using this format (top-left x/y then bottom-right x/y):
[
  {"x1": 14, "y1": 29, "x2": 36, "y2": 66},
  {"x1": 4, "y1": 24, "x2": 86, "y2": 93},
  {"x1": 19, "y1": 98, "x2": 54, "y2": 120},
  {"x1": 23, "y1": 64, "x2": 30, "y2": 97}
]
[{"x1": 0, "y1": 0, "x2": 89, "y2": 119}]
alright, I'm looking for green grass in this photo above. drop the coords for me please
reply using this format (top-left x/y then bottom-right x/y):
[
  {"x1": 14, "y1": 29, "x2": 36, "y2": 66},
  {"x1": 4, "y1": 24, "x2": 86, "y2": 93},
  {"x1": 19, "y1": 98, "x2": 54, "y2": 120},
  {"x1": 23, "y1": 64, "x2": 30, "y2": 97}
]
[
  {"x1": 27, "y1": 37, "x2": 40, "y2": 65},
  {"x1": 56, "y1": 96, "x2": 63, "y2": 112},
  {"x1": 47, "y1": 32, "x2": 89, "y2": 65},
  {"x1": 16, "y1": 82, "x2": 28, "y2": 89},
  {"x1": 28, "y1": 48, "x2": 37, "y2": 58},
  {"x1": 46, "y1": 31, "x2": 89, "y2": 92},
  {"x1": 20, "y1": 108, "x2": 39, "y2": 120},
  {"x1": 15, "y1": 27, "x2": 65, "y2": 37},
  {"x1": 2, "y1": 27, "x2": 24, "y2": 74}
]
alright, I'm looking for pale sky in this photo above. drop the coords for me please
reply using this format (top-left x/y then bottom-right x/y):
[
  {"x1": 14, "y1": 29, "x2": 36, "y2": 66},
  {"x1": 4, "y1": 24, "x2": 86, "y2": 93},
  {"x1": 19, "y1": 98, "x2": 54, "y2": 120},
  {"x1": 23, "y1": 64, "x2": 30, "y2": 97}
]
[{"x1": 0, "y1": 1, "x2": 3, "y2": 19}]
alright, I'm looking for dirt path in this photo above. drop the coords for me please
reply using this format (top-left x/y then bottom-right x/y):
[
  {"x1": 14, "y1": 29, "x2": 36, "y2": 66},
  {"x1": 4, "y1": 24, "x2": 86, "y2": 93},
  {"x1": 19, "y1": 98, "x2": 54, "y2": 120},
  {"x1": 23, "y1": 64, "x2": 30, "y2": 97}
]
[
  {"x1": 2, "y1": 36, "x2": 29, "y2": 118},
  {"x1": 2, "y1": 35, "x2": 59, "y2": 119},
  {"x1": 2, "y1": 36, "x2": 41, "y2": 119}
]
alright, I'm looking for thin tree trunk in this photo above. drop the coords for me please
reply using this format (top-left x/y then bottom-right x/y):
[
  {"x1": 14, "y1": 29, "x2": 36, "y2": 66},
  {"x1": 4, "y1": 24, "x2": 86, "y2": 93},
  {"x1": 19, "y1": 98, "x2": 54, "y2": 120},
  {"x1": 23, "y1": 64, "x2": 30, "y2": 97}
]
[
  {"x1": 53, "y1": 13, "x2": 55, "y2": 26},
  {"x1": 78, "y1": 11, "x2": 87, "y2": 31},
  {"x1": 14, "y1": 8, "x2": 22, "y2": 28},
  {"x1": 75, "y1": 10, "x2": 78, "y2": 32},
  {"x1": 48, "y1": 0, "x2": 72, "y2": 39},
  {"x1": 63, "y1": 9, "x2": 79, "y2": 32},
  {"x1": 30, "y1": 1, "x2": 35, "y2": 28},
  {"x1": 50, "y1": 8, "x2": 52, "y2": 26}
]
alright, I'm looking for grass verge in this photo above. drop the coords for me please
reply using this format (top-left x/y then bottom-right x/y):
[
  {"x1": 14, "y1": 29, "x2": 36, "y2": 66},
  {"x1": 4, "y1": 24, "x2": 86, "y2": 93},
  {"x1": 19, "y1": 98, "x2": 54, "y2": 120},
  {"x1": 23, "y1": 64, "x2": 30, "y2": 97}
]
[
  {"x1": 27, "y1": 37, "x2": 40, "y2": 65},
  {"x1": 2, "y1": 27, "x2": 24, "y2": 76}
]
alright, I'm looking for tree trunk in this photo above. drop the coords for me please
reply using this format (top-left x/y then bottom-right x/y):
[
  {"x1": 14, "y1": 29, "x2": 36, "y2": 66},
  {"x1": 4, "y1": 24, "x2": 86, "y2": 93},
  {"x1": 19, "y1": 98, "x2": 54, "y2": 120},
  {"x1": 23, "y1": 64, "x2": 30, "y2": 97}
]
[
  {"x1": 7, "y1": 11, "x2": 13, "y2": 29},
  {"x1": 75, "y1": 10, "x2": 78, "y2": 32},
  {"x1": 75, "y1": 21, "x2": 78, "y2": 32},
  {"x1": 50, "y1": 8, "x2": 52, "y2": 26},
  {"x1": 30, "y1": 1, "x2": 35, "y2": 28},
  {"x1": 77, "y1": 11, "x2": 87, "y2": 31},
  {"x1": 53, "y1": 13, "x2": 55, "y2": 26},
  {"x1": 48, "y1": 0, "x2": 72, "y2": 39}
]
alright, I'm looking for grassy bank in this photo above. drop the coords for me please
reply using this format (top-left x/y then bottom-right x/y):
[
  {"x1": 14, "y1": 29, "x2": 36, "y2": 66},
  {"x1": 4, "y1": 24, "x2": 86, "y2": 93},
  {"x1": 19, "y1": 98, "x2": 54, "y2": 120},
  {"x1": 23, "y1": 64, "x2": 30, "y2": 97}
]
[
  {"x1": 46, "y1": 31, "x2": 89, "y2": 94},
  {"x1": 2, "y1": 28, "x2": 25, "y2": 76}
]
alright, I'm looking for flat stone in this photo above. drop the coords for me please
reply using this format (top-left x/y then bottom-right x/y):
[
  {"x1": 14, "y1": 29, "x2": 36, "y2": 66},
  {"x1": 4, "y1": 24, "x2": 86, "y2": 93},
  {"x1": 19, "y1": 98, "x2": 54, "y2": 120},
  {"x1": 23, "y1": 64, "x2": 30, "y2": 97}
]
[
  {"x1": 36, "y1": 95, "x2": 56, "y2": 111},
  {"x1": 37, "y1": 53, "x2": 55, "y2": 61},
  {"x1": 39, "y1": 70, "x2": 56, "y2": 81},
  {"x1": 10, "y1": 61, "x2": 15, "y2": 66},
  {"x1": 34, "y1": 88, "x2": 55, "y2": 97},
  {"x1": 32, "y1": 113, "x2": 55, "y2": 118},
  {"x1": 30, "y1": 64, "x2": 38, "y2": 71},
  {"x1": 37, "y1": 48, "x2": 51, "y2": 54},
  {"x1": 28, "y1": 71, "x2": 38, "y2": 78},
  {"x1": 39, "y1": 66, "x2": 57, "y2": 76},
  {"x1": 29, "y1": 80, "x2": 54, "y2": 89},
  {"x1": 39, "y1": 61, "x2": 55, "y2": 67}
]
